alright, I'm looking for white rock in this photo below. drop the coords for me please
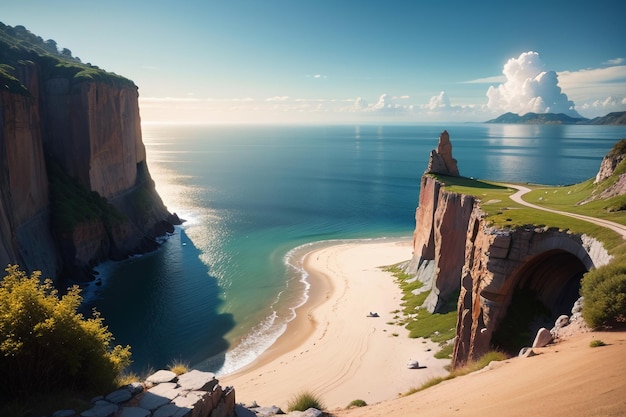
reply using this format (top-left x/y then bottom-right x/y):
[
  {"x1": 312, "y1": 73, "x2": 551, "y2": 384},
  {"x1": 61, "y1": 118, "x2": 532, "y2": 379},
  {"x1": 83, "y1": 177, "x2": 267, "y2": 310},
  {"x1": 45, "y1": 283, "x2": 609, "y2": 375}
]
[
  {"x1": 146, "y1": 370, "x2": 177, "y2": 384},
  {"x1": 532, "y1": 327, "x2": 553, "y2": 348}
]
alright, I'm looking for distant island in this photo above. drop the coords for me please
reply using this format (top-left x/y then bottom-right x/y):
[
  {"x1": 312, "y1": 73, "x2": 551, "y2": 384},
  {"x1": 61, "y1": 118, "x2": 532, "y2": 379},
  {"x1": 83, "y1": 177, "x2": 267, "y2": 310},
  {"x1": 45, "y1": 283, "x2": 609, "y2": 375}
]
[{"x1": 486, "y1": 111, "x2": 626, "y2": 125}]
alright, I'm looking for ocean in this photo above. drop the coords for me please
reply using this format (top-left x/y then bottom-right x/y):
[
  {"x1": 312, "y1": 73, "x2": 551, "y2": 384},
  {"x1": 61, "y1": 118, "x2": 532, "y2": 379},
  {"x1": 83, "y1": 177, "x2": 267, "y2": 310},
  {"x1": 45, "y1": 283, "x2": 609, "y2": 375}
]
[{"x1": 81, "y1": 123, "x2": 626, "y2": 374}]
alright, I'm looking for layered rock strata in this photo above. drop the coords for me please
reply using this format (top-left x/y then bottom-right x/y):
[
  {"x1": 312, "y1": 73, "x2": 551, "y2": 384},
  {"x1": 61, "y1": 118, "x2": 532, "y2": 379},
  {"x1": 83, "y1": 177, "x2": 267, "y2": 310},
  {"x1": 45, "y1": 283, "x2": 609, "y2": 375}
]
[{"x1": 0, "y1": 52, "x2": 179, "y2": 282}]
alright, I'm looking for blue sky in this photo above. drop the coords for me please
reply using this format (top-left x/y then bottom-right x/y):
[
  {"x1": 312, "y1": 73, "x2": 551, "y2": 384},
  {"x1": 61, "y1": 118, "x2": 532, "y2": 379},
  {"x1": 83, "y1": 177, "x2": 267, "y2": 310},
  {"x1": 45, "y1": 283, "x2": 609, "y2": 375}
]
[{"x1": 3, "y1": 0, "x2": 626, "y2": 123}]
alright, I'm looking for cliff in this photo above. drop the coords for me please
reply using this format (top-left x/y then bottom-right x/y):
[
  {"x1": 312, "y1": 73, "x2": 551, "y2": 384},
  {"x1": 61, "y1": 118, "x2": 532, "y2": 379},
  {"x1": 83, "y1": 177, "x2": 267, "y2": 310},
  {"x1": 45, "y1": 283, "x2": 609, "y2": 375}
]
[
  {"x1": 407, "y1": 131, "x2": 612, "y2": 367},
  {"x1": 0, "y1": 23, "x2": 179, "y2": 282}
]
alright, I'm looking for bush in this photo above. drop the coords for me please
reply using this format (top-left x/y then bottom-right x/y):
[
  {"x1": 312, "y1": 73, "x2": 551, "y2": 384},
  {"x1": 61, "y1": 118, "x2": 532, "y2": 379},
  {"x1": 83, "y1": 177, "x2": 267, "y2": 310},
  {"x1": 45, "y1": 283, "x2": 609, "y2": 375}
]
[
  {"x1": 589, "y1": 339, "x2": 606, "y2": 348},
  {"x1": 0, "y1": 265, "x2": 131, "y2": 397},
  {"x1": 347, "y1": 399, "x2": 367, "y2": 408},
  {"x1": 168, "y1": 360, "x2": 189, "y2": 375},
  {"x1": 287, "y1": 391, "x2": 325, "y2": 412},
  {"x1": 581, "y1": 261, "x2": 626, "y2": 328}
]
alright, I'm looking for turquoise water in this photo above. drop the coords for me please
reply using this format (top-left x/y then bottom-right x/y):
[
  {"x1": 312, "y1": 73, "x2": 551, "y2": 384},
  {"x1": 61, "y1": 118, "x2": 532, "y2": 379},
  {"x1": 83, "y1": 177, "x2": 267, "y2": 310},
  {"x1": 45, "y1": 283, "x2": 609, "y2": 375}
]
[{"x1": 81, "y1": 123, "x2": 626, "y2": 374}]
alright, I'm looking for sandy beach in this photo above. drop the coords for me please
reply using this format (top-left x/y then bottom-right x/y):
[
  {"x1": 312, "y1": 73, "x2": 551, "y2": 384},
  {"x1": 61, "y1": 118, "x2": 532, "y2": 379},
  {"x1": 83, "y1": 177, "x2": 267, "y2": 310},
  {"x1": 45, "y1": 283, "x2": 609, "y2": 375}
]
[{"x1": 220, "y1": 238, "x2": 450, "y2": 410}]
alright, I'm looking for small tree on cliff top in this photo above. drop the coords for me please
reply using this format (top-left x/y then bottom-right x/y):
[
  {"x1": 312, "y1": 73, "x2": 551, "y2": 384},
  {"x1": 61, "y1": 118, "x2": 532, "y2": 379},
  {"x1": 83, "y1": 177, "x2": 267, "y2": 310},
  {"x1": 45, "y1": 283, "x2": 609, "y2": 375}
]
[{"x1": 0, "y1": 265, "x2": 131, "y2": 397}]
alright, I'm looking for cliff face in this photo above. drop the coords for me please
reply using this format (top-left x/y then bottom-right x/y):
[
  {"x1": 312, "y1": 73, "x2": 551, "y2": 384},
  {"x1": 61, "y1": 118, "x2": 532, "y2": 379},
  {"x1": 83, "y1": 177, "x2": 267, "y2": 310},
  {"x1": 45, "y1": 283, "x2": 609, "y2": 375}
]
[
  {"x1": 43, "y1": 80, "x2": 145, "y2": 199},
  {"x1": 408, "y1": 174, "x2": 611, "y2": 366},
  {"x1": 0, "y1": 56, "x2": 178, "y2": 282},
  {"x1": 407, "y1": 175, "x2": 476, "y2": 312},
  {"x1": 0, "y1": 62, "x2": 61, "y2": 277},
  {"x1": 407, "y1": 132, "x2": 612, "y2": 367}
]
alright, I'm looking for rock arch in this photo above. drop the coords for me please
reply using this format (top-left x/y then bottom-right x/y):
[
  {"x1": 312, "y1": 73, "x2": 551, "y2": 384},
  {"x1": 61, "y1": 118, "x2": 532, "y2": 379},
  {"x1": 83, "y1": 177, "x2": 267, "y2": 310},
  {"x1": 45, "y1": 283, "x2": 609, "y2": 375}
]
[
  {"x1": 453, "y1": 223, "x2": 611, "y2": 367},
  {"x1": 489, "y1": 248, "x2": 588, "y2": 353}
]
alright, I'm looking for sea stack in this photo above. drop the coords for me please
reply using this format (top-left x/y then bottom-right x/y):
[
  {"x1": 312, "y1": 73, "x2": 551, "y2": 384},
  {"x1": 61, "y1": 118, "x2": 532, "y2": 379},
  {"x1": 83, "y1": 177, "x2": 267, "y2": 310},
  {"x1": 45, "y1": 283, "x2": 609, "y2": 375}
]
[{"x1": 425, "y1": 130, "x2": 460, "y2": 176}]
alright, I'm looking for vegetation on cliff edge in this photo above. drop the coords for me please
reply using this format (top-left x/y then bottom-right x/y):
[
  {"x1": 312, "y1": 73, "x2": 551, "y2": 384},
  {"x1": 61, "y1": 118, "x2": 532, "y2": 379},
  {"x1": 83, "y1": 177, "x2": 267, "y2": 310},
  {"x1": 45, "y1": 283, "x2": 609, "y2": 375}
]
[{"x1": 0, "y1": 21, "x2": 134, "y2": 91}]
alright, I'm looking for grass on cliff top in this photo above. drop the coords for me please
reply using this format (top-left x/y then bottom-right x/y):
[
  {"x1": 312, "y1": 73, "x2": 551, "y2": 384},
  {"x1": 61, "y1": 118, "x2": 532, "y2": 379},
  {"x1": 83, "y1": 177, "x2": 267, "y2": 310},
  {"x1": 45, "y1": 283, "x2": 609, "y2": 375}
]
[{"x1": 431, "y1": 174, "x2": 626, "y2": 252}]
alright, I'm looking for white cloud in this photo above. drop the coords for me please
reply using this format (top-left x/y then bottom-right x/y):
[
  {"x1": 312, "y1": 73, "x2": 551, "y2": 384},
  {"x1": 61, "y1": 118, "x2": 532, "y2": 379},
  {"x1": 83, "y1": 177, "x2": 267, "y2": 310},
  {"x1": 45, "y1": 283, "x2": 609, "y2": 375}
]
[
  {"x1": 486, "y1": 51, "x2": 579, "y2": 116},
  {"x1": 556, "y1": 65, "x2": 626, "y2": 117},
  {"x1": 265, "y1": 96, "x2": 290, "y2": 101},
  {"x1": 354, "y1": 97, "x2": 367, "y2": 109},
  {"x1": 424, "y1": 91, "x2": 451, "y2": 110},
  {"x1": 463, "y1": 75, "x2": 506, "y2": 84},
  {"x1": 604, "y1": 57, "x2": 624, "y2": 65}
]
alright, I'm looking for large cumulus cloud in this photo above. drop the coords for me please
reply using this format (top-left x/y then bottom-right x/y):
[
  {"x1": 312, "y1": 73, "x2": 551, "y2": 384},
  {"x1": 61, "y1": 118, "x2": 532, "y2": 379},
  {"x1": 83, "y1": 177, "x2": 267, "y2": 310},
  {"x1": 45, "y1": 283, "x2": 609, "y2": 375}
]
[{"x1": 487, "y1": 51, "x2": 580, "y2": 117}]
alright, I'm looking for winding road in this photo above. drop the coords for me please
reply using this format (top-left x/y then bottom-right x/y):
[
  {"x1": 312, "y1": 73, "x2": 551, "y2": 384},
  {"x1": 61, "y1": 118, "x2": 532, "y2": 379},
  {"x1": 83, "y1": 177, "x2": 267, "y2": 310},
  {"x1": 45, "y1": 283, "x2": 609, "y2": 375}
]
[{"x1": 506, "y1": 184, "x2": 626, "y2": 239}]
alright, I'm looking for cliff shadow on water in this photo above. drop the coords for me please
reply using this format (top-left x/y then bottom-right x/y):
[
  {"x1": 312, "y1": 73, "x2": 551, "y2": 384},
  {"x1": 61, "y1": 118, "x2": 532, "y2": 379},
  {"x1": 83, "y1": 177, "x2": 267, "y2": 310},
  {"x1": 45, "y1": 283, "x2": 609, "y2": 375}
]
[{"x1": 80, "y1": 227, "x2": 234, "y2": 374}]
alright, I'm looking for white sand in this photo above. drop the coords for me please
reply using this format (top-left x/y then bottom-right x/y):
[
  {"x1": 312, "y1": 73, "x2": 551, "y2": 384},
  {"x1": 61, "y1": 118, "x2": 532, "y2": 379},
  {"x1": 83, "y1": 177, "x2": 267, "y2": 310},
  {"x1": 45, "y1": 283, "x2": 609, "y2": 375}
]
[{"x1": 220, "y1": 239, "x2": 450, "y2": 410}]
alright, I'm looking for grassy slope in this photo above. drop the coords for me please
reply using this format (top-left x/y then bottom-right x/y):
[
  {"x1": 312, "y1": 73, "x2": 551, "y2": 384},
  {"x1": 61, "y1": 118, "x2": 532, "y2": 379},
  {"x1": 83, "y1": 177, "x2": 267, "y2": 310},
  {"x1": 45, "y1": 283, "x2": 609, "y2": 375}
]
[
  {"x1": 434, "y1": 174, "x2": 626, "y2": 253},
  {"x1": 391, "y1": 168, "x2": 626, "y2": 357}
]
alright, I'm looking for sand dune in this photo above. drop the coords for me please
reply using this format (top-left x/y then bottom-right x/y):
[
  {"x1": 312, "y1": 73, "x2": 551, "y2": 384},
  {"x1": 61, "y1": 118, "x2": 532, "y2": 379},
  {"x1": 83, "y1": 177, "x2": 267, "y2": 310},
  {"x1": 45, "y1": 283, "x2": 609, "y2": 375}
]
[{"x1": 333, "y1": 330, "x2": 626, "y2": 416}]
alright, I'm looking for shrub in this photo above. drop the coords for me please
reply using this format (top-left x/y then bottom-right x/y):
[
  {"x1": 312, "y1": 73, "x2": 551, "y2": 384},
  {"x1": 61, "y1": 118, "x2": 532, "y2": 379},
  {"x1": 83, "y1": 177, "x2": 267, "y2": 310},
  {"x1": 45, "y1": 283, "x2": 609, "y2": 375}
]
[
  {"x1": 287, "y1": 391, "x2": 325, "y2": 412},
  {"x1": 589, "y1": 339, "x2": 606, "y2": 348},
  {"x1": 0, "y1": 265, "x2": 131, "y2": 397},
  {"x1": 347, "y1": 399, "x2": 367, "y2": 408},
  {"x1": 581, "y1": 261, "x2": 626, "y2": 328},
  {"x1": 168, "y1": 360, "x2": 189, "y2": 375}
]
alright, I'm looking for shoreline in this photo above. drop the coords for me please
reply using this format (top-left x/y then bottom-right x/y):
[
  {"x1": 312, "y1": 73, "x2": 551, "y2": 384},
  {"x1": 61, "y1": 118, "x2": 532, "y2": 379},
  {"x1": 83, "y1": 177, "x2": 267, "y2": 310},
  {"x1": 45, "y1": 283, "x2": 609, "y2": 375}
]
[{"x1": 220, "y1": 238, "x2": 451, "y2": 410}]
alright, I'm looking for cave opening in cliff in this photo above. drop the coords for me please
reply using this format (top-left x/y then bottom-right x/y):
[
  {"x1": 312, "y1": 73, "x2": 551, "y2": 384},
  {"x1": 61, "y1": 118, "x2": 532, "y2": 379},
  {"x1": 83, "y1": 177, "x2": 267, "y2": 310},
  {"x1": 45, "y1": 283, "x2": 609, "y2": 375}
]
[{"x1": 490, "y1": 249, "x2": 587, "y2": 354}]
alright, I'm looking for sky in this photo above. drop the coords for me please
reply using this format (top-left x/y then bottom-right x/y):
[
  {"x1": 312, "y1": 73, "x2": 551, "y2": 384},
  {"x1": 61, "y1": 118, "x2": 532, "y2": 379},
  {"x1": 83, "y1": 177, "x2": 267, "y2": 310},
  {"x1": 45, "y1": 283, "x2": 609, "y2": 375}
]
[{"x1": 3, "y1": 0, "x2": 626, "y2": 124}]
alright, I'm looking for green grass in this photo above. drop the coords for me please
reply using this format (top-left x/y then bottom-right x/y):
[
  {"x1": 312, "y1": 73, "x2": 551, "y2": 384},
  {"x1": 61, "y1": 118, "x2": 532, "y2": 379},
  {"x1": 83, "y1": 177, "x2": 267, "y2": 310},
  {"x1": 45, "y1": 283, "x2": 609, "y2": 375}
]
[
  {"x1": 383, "y1": 264, "x2": 458, "y2": 356},
  {"x1": 287, "y1": 391, "x2": 325, "y2": 412},
  {"x1": 432, "y1": 174, "x2": 626, "y2": 252},
  {"x1": 590, "y1": 339, "x2": 607, "y2": 348},
  {"x1": 434, "y1": 343, "x2": 454, "y2": 359}
]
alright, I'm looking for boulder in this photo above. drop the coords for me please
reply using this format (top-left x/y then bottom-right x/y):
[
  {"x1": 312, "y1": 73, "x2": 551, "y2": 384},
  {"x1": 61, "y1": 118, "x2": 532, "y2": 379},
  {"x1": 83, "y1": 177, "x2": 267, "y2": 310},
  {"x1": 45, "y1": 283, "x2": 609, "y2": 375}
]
[
  {"x1": 532, "y1": 328, "x2": 553, "y2": 348},
  {"x1": 554, "y1": 315, "x2": 570, "y2": 329},
  {"x1": 128, "y1": 382, "x2": 145, "y2": 395},
  {"x1": 571, "y1": 296, "x2": 584, "y2": 314},
  {"x1": 116, "y1": 407, "x2": 151, "y2": 417},
  {"x1": 140, "y1": 383, "x2": 180, "y2": 411},
  {"x1": 146, "y1": 370, "x2": 177, "y2": 384},
  {"x1": 252, "y1": 405, "x2": 284, "y2": 416},
  {"x1": 177, "y1": 369, "x2": 216, "y2": 391},
  {"x1": 152, "y1": 403, "x2": 190, "y2": 417},
  {"x1": 105, "y1": 388, "x2": 132, "y2": 404},
  {"x1": 519, "y1": 347, "x2": 537, "y2": 358},
  {"x1": 80, "y1": 402, "x2": 118, "y2": 417}
]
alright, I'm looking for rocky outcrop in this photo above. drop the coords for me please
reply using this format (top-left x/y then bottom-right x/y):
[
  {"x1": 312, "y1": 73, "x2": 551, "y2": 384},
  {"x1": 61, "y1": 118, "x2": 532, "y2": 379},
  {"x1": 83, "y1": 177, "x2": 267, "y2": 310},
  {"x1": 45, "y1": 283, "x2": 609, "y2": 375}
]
[
  {"x1": 50, "y1": 370, "x2": 235, "y2": 417},
  {"x1": 594, "y1": 140, "x2": 626, "y2": 184},
  {"x1": 406, "y1": 131, "x2": 469, "y2": 312},
  {"x1": 577, "y1": 139, "x2": 626, "y2": 204},
  {"x1": 0, "y1": 31, "x2": 179, "y2": 282},
  {"x1": 425, "y1": 130, "x2": 459, "y2": 176},
  {"x1": 408, "y1": 133, "x2": 612, "y2": 368}
]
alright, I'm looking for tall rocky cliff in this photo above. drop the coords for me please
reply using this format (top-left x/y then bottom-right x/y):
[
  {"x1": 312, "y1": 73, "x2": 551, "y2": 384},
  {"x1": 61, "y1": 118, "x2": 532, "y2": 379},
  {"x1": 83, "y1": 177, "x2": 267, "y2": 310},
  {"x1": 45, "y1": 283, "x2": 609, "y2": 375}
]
[
  {"x1": 0, "y1": 23, "x2": 179, "y2": 282},
  {"x1": 407, "y1": 131, "x2": 612, "y2": 367}
]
